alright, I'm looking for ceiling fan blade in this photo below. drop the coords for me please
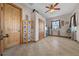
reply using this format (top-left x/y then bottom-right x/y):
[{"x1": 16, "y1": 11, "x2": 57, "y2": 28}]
[
  {"x1": 48, "y1": 4, "x2": 54, "y2": 9},
  {"x1": 46, "y1": 6, "x2": 49, "y2": 8},
  {"x1": 54, "y1": 8, "x2": 60, "y2": 10},
  {"x1": 45, "y1": 10, "x2": 50, "y2": 13},
  {"x1": 54, "y1": 3, "x2": 59, "y2": 7},
  {"x1": 51, "y1": 5, "x2": 53, "y2": 8}
]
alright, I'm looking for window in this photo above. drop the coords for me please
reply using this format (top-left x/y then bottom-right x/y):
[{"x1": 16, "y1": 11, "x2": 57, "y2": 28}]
[{"x1": 52, "y1": 20, "x2": 60, "y2": 29}]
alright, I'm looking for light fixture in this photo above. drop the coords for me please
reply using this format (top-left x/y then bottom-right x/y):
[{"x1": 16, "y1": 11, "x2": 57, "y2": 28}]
[{"x1": 49, "y1": 9, "x2": 55, "y2": 12}]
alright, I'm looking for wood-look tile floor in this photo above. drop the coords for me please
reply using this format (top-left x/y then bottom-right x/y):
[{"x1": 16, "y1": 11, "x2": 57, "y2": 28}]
[{"x1": 3, "y1": 36, "x2": 79, "y2": 56}]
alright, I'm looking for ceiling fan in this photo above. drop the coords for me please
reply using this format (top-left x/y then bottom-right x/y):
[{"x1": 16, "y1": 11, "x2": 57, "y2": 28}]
[{"x1": 45, "y1": 3, "x2": 60, "y2": 13}]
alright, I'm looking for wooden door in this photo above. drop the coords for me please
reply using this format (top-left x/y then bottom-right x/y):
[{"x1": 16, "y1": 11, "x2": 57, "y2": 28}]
[
  {"x1": 3, "y1": 4, "x2": 22, "y2": 48},
  {"x1": 39, "y1": 19, "x2": 45, "y2": 40}
]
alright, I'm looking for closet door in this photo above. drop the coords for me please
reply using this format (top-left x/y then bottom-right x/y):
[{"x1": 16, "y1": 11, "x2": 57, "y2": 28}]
[{"x1": 3, "y1": 4, "x2": 22, "y2": 48}]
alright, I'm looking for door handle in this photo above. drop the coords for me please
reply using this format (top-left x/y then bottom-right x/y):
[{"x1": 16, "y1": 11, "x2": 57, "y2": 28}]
[
  {"x1": 0, "y1": 34, "x2": 9, "y2": 40},
  {"x1": 3, "y1": 34, "x2": 9, "y2": 38}
]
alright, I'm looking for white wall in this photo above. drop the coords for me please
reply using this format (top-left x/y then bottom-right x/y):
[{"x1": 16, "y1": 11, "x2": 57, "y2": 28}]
[{"x1": 76, "y1": 9, "x2": 79, "y2": 41}]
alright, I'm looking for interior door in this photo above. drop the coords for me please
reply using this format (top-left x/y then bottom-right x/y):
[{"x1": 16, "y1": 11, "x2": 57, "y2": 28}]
[
  {"x1": 0, "y1": 4, "x2": 5, "y2": 55},
  {"x1": 3, "y1": 4, "x2": 21, "y2": 48},
  {"x1": 39, "y1": 19, "x2": 45, "y2": 40}
]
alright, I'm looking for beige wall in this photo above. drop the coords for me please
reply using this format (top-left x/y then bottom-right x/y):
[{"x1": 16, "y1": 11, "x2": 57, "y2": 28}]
[{"x1": 46, "y1": 13, "x2": 71, "y2": 36}]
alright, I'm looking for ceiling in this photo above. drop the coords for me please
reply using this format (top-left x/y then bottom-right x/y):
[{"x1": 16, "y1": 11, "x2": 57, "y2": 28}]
[{"x1": 21, "y1": 3, "x2": 78, "y2": 19}]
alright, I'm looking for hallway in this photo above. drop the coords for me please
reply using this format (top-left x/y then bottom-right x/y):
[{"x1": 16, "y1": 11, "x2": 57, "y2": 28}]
[{"x1": 3, "y1": 36, "x2": 79, "y2": 56}]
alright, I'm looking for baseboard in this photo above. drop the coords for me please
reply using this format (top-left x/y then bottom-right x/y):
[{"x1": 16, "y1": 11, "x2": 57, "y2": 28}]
[{"x1": 49, "y1": 35, "x2": 71, "y2": 39}]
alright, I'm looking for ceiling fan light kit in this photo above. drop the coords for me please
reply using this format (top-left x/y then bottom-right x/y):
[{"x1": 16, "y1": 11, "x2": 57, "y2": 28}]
[{"x1": 49, "y1": 9, "x2": 55, "y2": 12}]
